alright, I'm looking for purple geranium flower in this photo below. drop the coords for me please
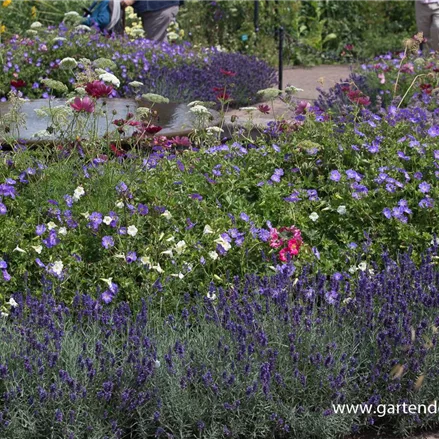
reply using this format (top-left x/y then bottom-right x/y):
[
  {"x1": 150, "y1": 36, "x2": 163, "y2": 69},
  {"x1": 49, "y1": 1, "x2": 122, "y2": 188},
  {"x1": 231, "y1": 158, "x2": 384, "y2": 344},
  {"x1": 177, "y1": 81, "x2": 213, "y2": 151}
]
[
  {"x1": 419, "y1": 181, "x2": 431, "y2": 193},
  {"x1": 36, "y1": 224, "x2": 46, "y2": 236},
  {"x1": 329, "y1": 170, "x2": 341, "y2": 182},
  {"x1": 0, "y1": 203, "x2": 6, "y2": 215},
  {"x1": 101, "y1": 290, "x2": 114, "y2": 304},
  {"x1": 138, "y1": 203, "x2": 149, "y2": 215},
  {"x1": 102, "y1": 236, "x2": 114, "y2": 249},
  {"x1": 428, "y1": 126, "x2": 439, "y2": 137},
  {"x1": 0, "y1": 184, "x2": 16, "y2": 198},
  {"x1": 126, "y1": 251, "x2": 137, "y2": 263}
]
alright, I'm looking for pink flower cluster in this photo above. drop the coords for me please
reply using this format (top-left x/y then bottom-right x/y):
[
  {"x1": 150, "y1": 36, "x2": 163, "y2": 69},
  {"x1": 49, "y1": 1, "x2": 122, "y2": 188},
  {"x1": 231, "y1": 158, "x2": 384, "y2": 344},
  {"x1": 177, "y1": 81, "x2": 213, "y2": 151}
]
[{"x1": 269, "y1": 226, "x2": 303, "y2": 262}]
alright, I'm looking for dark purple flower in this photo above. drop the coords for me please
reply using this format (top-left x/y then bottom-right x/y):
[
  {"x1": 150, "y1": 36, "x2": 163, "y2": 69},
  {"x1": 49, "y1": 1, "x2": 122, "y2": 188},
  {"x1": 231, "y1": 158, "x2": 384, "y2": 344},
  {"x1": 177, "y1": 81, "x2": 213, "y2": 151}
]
[
  {"x1": 138, "y1": 204, "x2": 149, "y2": 215},
  {"x1": 189, "y1": 193, "x2": 203, "y2": 201},
  {"x1": 126, "y1": 251, "x2": 137, "y2": 263}
]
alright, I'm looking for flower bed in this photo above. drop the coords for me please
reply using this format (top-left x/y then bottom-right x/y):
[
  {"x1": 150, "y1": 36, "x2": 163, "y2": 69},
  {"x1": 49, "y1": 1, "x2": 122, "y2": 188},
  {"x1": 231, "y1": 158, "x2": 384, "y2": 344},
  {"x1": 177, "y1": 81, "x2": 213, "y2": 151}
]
[
  {"x1": 0, "y1": 31, "x2": 439, "y2": 437},
  {"x1": 0, "y1": 25, "x2": 276, "y2": 107}
]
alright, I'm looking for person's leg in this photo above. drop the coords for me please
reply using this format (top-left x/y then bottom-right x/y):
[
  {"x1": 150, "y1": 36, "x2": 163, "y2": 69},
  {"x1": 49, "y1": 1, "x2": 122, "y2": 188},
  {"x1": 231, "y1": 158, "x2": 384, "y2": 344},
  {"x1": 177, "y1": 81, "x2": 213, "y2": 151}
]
[
  {"x1": 140, "y1": 5, "x2": 179, "y2": 43},
  {"x1": 416, "y1": 1, "x2": 432, "y2": 48},
  {"x1": 429, "y1": 2, "x2": 439, "y2": 51}
]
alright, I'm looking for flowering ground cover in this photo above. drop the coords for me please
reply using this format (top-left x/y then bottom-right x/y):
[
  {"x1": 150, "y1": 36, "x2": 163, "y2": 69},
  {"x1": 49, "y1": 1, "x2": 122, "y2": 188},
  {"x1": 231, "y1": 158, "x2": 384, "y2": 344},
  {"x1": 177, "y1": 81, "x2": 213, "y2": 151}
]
[
  {"x1": 0, "y1": 23, "x2": 276, "y2": 107},
  {"x1": 0, "y1": 30, "x2": 438, "y2": 438}
]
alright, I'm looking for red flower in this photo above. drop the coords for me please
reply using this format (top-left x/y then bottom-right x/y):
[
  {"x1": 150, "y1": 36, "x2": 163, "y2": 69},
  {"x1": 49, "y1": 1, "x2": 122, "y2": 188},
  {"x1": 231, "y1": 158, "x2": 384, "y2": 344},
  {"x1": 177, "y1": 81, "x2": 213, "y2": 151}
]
[
  {"x1": 142, "y1": 124, "x2": 162, "y2": 134},
  {"x1": 70, "y1": 96, "x2": 95, "y2": 113},
  {"x1": 213, "y1": 86, "x2": 225, "y2": 93},
  {"x1": 10, "y1": 79, "x2": 26, "y2": 88},
  {"x1": 110, "y1": 143, "x2": 125, "y2": 157},
  {"x1": 347, "y1": 89, "x2": 370, "y2": 106},
  {"x1": 84, "y1": 80, "x2": 113, "y2": 98},
  {"x1": 220, "y1": 68, "x2": 237, "y2": 77},
  {"x1": 216, "y1": 91, "x2": 231, "y2": 101},
  {"x1": 171, "y1": 136, "x2": 191, "y2": 147},
  {"x1": 420, "y1": 83, "x2": 433, "y2": 95},
  {"x1": 258, "y1": 104, "x2": 270, "y2": 114}
]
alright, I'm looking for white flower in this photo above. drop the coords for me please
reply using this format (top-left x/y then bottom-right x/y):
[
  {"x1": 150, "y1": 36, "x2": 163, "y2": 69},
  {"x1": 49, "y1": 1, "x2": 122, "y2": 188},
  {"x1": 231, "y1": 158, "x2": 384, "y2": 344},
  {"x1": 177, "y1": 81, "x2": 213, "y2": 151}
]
[
  {"x1": 100, "y1": 277, "x2": 113, "y2": 286},
  {"x1": 59, "y1": 57, "x2": 78, "y2": 70},
  {"x1": 30, "y1": 21, "x2": 43, "y2": 29},
  {"x1": 284, "y1": 85, "x2": 304, "y2": 94},
  {"x1": 343, "y1": 297, "x2": 353, "y2": 305},
  {"x1": 103, "y1": 216, "x2": 112, "y2": 225},
  {"x1": 7, "y1": 297, "x2": 18, "y2": 308},
  {"x1": 161, "y1": 210, "x2": 172, "y2": 220},
  {"x1": 337, "y1": 205, "x2": 347, "y2": 215},
  {"x1": 207, "y1": 292, "x2": 217, "y2": 301},
  {"x1": 239, "y1": 106, "x2": 258, "y2": 112},
  {"x1": 348, "y1": 266, "x2": 357, "y2": 274},
  {"x1": 31, "y1": 245, "x2": 43, "y2": 254},
  {"x1": 114, "y1": 253, "x2": 126, "y2": 260},
  {"x1": 152, "y1": 263, "x2": 164, "y2": 273},
  {"x1": 189, "y1": 105, "x2": 211, "y2": 116},
  {"x1": 47, "y1": 221, "x2": 57, "y2": 230},
  {"x1": 175, "y1": 240, "x2": 186, "y2": 255},
  {"x1": 208, "y1": 251, "x2": 219, "y2": 260},
  {"x1": 141, "y1": 93, "x2": 169, "y2": 104},
  {"x1": 257, "y1": 87, "x2": 282, "y2": 100},
  {"x1": 140, "y1": 256, "x2": 151, "y2": 265},
  {"x1": 75, "y1": 25, "x2": 91, "y2": 32},
  {"x1": 80, "y1": 212, "x2": 90, "y2": 219},
  {"x1": 309, "y1": 212, "x2": 319, "y2": 222},
  {"x1": 53, "y1": 37, "x2": 67, "y2": 43},
  {"x1": 99, "y1": 72, "x2": 120, "y2": 88},
  {"x1": 1, "y1": 312, "x2": 9, "y2": 318},
  {"x1": 431, "y1": 236, "x2": 439, "y2": 246},
  {"x1": 13, "y1": 246, "x2": 27, "y2": 253},
  {"x1": 127, "y1": 225, "x2": 138, "y2": 237},
  {"x1": 161, "y1": 249, "x2": 174, "y2": 257},
  {"x1": 116, "y1": 201, "x2": 124, "y2": 209},
  {"x1": 171, "y1": 272, "x2": 185, "y2": 279},
  {"x1": 52, "y1": 260, "x2": 64, "y2": 275},
  {"x1": 154, "y1": 359, "x2": 161, "y2": 368},
  {"x1": 59, "y1": 227, "x2": 67, "y2": 235},
  {"x1": 166, "y1": 236, "x2": 175, "y2": 242},
  {"x1": 214, "y1": 236, "x2": 231, "y2": 251},
  {"x1": 358, "y1": 261, "x2": 367, "y2": 271},
  {"x1": 203, "y1": 224, "x2": 214, "y2": 234},
  {"x1": 64, "y1": 11, "x2": 80, "y2": 18},
  {"x1": 73, "y1": 186, "x2": 85, "y2": 201},
  {"x1": 129, "y1": 81, "x2": 144, "y2": 88},
  {"x1": 206, "y1": 126, "x2": 224, "y2": 134}
]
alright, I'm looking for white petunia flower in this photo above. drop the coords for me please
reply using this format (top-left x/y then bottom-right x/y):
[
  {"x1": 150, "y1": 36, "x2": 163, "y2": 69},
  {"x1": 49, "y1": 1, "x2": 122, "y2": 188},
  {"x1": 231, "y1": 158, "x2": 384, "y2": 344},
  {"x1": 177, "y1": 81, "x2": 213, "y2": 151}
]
[
  {"x1": 161, "y1": 210, "x2": 172, "y2": 220},
  {"x1": 52, "y1": 260, "x2": 64, "y2": 275},
  {"x1": 309, "y1": 212, "x2": 319, "y2": 222},
  {"x1": 8, "y1": 297, "x2": 18, "y2": 308},
  {"x1": 73, "y1": 185, "x2": 85, "y2": 201},
  {"x1": 207, "y1": 292, "x2": 217, "y2": 301},
  {"x1": 31, "y1": 245, "x2": 43, "y2": 254},
  {"x1": 47, "y1": 222, "x2": 57, "y2": 230},
  {"x1": 337, "y1": 205, "x2": 347, "y2": 215},
  {"x1": 103, "y1": 216, "x2": 112, "y2": 225},
  {"x1": 208, "y1": 251, "x2": 219, "y2": 261},
  {"x1": 175, "y1": 240, "x2": 186, "y2": 255},
  {"x1": 214, "y1": 236, "x2": 231, "y2": 251},
  {"x1": 161, "y1": 249, "x2": 173, "y2": 257},
  {"x1": 127, "y1": 225, "x2": 138, "y2": 237},
  {"x1": 152, "y1": 263, "x2": 164, "y2": 273},
  {"x1": 358, "y1": 261, "x2": 367, "y2": 271},
  {"x1": 13, "y1": 246, "x2": 27, "y2": 253},
  {"x1": 115, "y1": 201, "x2": 124, "y2": 209},
  {"x1": 171, "y1": 273, "x2": 185, "y2": 279},
  {"x1": 203, "y1": 224, "x2": 213, "y2": 234},
  {"x1": 140, "y1": 256, "x2": 151, "y2": 265},
  {"x1": 59, "y1": 227, "x2": 67, "y2": 235}
]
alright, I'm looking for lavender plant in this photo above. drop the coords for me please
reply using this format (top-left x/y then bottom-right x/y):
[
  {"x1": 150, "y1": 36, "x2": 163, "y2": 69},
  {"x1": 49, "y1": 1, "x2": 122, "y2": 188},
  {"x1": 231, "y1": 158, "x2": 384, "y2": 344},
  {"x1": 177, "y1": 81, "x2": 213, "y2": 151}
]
[{"x1": 0, "y1": 245, "x2": 439, "y2": 438}]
